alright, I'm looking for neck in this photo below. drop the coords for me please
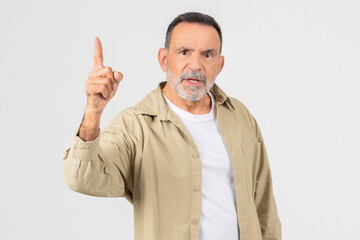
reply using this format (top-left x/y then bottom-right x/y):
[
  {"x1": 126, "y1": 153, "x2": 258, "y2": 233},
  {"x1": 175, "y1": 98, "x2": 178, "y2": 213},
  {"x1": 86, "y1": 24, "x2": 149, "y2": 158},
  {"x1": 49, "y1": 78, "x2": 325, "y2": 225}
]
[{"x1": 162, "y1": 82, "x2": 212, "y2": 114}]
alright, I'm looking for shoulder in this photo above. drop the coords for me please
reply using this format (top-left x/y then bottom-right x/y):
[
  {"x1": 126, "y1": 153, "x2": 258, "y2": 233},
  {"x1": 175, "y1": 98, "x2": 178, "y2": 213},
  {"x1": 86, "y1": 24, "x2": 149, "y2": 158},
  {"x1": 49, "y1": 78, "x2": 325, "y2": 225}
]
[
  {"x1": 226, "y1": 96, "x2": 261, "y2": 141},
  {"x1": 228, "y1": 96, "x2": 249, "y2": 112},
  {"x1": 212, "y1": 83, "x2": 255, "y2": 123},
  {"x1": 102, "y1": 107, "x2": 144, "y2": 142},
  {"x1": 107, "y1": 106, "x2": 145, "y2": 127},
  {"x1": 228, "y1": 97, "x2": 256, "y2": 124}
]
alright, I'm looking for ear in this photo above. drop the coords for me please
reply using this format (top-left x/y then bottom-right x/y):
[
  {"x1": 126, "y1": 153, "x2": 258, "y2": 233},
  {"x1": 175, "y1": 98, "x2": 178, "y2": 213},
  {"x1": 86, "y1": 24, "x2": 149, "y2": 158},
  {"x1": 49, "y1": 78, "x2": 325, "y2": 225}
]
[
  {"x1": 158, "y1": 48, "x2": 167, "y2": 72},
  {"x1": 216, "y1": 55, "x2": 225, "y2": 75}
]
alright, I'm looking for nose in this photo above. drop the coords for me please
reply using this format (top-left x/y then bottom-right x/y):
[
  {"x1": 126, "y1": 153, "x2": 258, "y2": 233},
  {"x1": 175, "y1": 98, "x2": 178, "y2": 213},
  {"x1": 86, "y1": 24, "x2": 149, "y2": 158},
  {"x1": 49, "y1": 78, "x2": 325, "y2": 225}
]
[{"x1": 187, "y1": 53, "x2": 203, "y2": 71}]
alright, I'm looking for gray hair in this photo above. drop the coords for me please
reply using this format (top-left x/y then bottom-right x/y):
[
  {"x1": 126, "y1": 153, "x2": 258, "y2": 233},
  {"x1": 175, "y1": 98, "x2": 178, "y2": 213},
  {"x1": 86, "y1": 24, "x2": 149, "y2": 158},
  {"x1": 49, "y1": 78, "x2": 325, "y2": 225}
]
[{"x1": 165, "y1": 12, "x2": 223, "y2": 54}]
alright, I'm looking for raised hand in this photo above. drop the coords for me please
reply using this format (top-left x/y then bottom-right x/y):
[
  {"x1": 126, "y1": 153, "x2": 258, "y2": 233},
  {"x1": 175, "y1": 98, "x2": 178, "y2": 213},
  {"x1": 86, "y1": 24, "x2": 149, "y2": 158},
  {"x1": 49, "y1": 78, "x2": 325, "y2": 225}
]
[
  {"x1": 78, "y1": 37, "x2": 123, "y2": 141},
  {"x1": 85, "y1": 36, "x2": 123, "y2": 114}
]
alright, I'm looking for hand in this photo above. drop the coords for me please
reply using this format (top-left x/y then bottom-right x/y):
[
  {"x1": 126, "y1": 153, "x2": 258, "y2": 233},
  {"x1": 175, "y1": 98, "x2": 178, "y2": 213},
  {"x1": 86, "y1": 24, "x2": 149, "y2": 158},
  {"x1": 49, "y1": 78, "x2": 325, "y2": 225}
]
[{"x1": 85, "y1": 36, "x2": 123, "y2": 114}]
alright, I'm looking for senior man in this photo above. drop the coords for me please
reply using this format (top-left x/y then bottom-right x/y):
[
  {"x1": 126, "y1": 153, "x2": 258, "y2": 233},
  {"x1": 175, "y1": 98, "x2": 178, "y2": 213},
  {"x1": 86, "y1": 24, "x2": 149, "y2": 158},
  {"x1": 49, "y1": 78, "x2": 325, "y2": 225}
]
[{"x1": 63, "y1": 12, "x2": 281, "y2": 240}]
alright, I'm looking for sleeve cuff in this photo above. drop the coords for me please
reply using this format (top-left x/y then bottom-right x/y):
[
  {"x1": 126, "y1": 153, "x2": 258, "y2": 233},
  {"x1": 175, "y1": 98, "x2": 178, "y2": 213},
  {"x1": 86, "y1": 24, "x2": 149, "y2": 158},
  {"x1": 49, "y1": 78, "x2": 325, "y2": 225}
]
[{"x1": 69, "y1": 124, "x2": 101, "y2": 160}]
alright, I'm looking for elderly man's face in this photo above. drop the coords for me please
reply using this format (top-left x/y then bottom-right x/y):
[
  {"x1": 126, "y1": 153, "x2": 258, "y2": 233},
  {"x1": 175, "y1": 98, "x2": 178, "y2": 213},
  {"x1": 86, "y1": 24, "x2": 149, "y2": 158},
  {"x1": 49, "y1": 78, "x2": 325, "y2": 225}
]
[{"x1": 159, "y1": 22, "x2": 224, "y2": 101}]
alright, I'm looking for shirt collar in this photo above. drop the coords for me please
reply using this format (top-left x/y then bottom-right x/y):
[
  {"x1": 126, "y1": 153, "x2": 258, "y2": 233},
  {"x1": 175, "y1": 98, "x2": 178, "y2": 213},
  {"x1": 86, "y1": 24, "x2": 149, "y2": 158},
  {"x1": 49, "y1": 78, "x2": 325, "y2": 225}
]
[{"x1": 134, "y1": 81, "x2": 235, "y2": 120}]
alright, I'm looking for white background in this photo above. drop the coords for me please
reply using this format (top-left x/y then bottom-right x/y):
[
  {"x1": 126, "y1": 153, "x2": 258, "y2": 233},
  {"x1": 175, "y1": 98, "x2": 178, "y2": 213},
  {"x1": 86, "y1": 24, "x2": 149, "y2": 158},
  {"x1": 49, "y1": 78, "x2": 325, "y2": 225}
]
[{"x1": 1, "y1": 0, "x2": 359, "y2": 239}]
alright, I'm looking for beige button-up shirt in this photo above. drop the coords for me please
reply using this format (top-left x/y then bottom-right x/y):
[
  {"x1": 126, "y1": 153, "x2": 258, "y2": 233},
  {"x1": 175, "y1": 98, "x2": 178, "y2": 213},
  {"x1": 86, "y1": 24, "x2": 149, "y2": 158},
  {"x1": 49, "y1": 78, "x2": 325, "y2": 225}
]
[{"x1": 62, "y1": 81, "x2": 281, "y2": 240}]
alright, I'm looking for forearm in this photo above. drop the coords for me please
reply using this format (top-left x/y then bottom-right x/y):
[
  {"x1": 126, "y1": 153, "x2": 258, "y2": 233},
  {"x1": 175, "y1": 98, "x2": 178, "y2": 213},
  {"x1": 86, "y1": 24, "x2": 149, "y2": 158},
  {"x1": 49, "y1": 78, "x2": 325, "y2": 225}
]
[
  {"x1": 248, "y1": 112, "x2": 281, "y2": 239},
  {"x1": 256, "y1": 174, "x2": 281, "y2": 240},
  {"x1": 255, "y1": 142, "x2": 281, "y2": 240},
  {"x1": 63, "y1": 131, "x2": 105, "y2": 196},
  {"x1": 63, "y1": 126, "x2": 127, "y2": 197},
  {"x1": 78, "y1": 107, "x2": 102, "y2": 142}
]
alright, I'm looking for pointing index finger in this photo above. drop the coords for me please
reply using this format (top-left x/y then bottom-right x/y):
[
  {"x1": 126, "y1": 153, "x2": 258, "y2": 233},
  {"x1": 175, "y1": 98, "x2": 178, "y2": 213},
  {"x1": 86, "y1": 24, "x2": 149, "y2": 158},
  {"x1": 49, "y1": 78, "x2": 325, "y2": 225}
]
[{"x1": 93, "y1": 36, "x2": 104, "y2": 70}]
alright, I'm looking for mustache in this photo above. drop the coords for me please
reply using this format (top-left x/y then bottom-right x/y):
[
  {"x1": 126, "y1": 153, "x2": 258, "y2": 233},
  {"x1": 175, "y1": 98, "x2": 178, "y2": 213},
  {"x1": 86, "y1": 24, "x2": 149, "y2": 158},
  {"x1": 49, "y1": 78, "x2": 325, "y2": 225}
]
[{"x1": 180, "y1": 70, "x2": 207, "y2": 83}]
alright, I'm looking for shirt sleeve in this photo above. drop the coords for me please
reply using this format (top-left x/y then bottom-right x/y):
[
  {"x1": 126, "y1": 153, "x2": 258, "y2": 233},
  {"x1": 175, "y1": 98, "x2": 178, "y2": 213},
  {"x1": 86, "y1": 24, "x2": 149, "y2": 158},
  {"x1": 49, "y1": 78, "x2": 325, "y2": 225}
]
[
  {"x1": 251, "y1": 117, "x2": 282, "y2": 240},
  {"x1": 62, "y1": 119, "x2": 135, "y2": 202}
]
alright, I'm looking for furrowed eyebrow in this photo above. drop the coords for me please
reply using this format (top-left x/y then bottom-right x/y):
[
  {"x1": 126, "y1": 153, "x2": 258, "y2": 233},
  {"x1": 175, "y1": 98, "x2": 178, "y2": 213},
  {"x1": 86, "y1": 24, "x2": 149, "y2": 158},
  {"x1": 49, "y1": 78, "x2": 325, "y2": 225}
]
[
  {"x1": 202, "y1": 49, "x2": 218, "y2": 55},
  {"x1": 176, "y1": 47, "x2": 193, "y2": 52},
  {"x1": 175, "y1": 47, "x2": 218, "y2": 55}
]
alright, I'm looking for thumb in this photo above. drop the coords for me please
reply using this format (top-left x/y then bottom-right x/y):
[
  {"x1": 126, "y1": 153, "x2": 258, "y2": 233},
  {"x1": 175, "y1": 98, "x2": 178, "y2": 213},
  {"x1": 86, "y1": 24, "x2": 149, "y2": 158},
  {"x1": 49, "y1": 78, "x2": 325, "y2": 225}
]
[{"x1": 113, "y1": 71, "x2": 123, "y2": 82}]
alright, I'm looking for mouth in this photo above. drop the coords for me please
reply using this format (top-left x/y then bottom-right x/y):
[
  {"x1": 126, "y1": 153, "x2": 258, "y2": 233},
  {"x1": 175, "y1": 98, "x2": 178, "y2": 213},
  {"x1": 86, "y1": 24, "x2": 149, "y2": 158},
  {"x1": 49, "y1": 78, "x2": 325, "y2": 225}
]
[{"x1": 184, "y1": 78, "x2": 202, "y2": 83}]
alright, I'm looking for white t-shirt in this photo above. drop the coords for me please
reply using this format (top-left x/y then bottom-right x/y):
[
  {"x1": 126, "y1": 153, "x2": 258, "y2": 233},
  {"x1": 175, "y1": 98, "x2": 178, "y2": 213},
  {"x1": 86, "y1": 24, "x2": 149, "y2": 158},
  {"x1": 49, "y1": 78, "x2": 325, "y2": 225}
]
[{"x1": 162, "y1": 91, "x2": 239, "y2": 240}]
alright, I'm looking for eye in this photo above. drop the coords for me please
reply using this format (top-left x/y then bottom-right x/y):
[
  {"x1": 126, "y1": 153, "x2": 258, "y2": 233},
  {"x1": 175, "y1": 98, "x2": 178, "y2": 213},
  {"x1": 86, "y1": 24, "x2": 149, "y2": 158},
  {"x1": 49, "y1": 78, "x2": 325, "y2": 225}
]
[
  {"x1": 204, "y1": 52, "x2": 213, "y2": 58},
  {"x1": 180, "y1": 50, "x2": 188, "y2": 55}
]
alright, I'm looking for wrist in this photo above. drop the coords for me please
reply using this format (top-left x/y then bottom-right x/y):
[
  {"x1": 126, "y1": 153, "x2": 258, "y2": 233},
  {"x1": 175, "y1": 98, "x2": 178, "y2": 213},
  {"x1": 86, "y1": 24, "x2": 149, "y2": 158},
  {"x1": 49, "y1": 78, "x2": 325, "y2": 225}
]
[
  {"x1": 80, "y1": 106, "x2": 102, "y2": 130},
  {"x1": 85, "y1": 105, "x2": 103, "y2": 116}
]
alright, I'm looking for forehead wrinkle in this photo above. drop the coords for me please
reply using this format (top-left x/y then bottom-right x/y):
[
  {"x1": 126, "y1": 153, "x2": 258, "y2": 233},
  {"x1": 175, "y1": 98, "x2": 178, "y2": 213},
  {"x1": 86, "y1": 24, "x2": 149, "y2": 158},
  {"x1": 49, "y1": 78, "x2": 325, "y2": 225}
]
[
  {"x1": 175, "y1": 39, "x2": 217, "y2": 49},
  {"x1": 171, "y1": 34, "x2": 220, "y2": 52},
  {"x1": 170, "y1": 22, "x2": 221, "y2": 53}
]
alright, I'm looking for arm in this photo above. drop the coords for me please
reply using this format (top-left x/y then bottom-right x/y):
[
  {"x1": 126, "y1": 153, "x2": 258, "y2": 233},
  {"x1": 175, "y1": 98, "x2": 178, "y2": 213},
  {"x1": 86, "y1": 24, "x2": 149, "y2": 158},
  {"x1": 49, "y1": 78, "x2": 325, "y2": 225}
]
[
  {"x1": 62, "y1": 36, "x2": 133, "y2": 199},
  {"x1": 250, "y1": 115, "x2": 282, "y2": 239},
  {"x1": 62, "y1": 112, "x2": 135, "y2": 201}
]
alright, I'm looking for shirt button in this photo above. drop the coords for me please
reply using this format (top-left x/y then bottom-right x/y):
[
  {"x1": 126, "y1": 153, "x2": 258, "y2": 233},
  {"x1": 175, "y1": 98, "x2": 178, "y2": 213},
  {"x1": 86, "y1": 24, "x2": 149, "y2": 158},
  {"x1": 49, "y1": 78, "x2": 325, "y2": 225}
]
[
  {"x1": 191, "y1": 219, "x2": 199, "y2": 225},
  {"x1": 193, "y1": 186, "x2": 200, "y2": 192},
  {"x1": 192, "y1": 154, "x2": 199, "y2": 158}
]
